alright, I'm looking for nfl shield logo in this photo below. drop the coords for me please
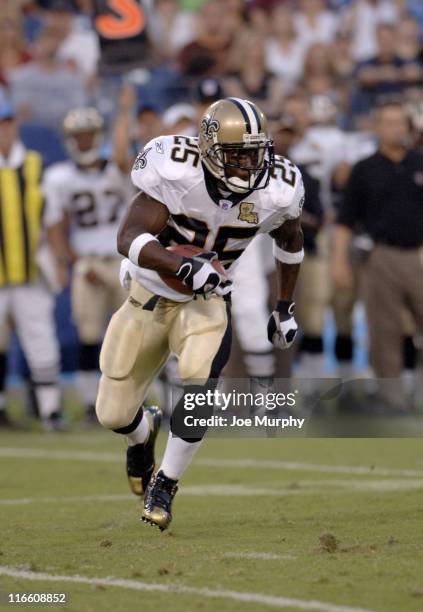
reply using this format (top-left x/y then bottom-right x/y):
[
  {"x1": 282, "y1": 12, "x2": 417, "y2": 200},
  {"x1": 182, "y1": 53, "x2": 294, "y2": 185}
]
[{"x1": 219, "y1": 199, "x2": 232, "y2": 210}]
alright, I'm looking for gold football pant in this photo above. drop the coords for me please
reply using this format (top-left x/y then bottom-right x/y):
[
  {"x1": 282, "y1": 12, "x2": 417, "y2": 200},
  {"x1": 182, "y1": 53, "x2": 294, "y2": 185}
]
[{"x1": 96, "y1": 282, "x2": 230, "y2": 430}]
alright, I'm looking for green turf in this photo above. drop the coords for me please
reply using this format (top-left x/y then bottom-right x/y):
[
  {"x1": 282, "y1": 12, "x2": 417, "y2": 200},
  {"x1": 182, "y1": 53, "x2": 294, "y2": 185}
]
[{"x1": 1, "y1": 425, "x2": 423, "y2": 612}]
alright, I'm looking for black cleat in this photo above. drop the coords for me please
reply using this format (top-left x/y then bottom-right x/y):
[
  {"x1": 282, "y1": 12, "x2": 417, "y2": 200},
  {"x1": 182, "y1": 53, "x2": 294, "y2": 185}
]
[
  {"x1": 126, "y1": 406, "x2": 162, "y2": 496},
  {"x1": 141, "y1": 470, "x2": 178, "y2": 531},
  {"x1": 42, "y1": 412, "x2": 68, "y2": 432}
]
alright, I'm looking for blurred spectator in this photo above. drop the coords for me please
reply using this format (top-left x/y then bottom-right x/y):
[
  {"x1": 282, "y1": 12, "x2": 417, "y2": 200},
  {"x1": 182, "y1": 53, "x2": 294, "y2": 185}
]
[
  {"x1": 302, "y1": 42, "x2": 338, "y2": 97},
  {"x1": 333, "y1": 101, "x2": 423, "y2": 409},
  {"x1": 341, "y1": 0, "x2": 398, "y2": 62},
  {"x1": 294, "y1": 0, "x2": 339, "y2": 49},
  {"x1": 9, "y1": 25, "x2": 87, "y2": 131},
  {"x1": 283, "y1": 89, "x2": 311, "y2": 141},
  {"x1": 356, "y1": 23, "x2": 422, "y2": 109},
  {"x1": 408, "y1": 100, "x2": 423, "y2": 151},
  {"x1": 223, "y1": 31, "x2": 285, "y2": 117},
  {"x1": 112, "y1": 84, "x2": 163, "y2": 176},
  {"x1": 136, "y1": 101, "x2": 164, "y2": 146},
  {"x1": 179, "y1": 0, "x2": 241, "y2": 78},
  {"x1": 149, "y1": 0, "x2": 196, "y2": 62},
  {"x1": 329, "y1": 28, "x2": 357, "y2": 121},
  {"x1": 162, "y1": 103, "x2": 197, "y2": 136},
  {"x1": 330, "y1": 29, "x2": 356, "y2": 83},
  {"x1": 0, "y1": 13, "x2": 32, "y2": 87},
  {"x1": 193, "y1": 76, "x2": 224, "y2": 118},
  {"x1": 44, "y1": 0, "x2": 99, "y2": 81},
  {"x1": 265, "y1": 5, "x2": 306, "y2": 90},
  {"x1": 74, "y1": 0, "x2": 94, "y2": 15},
  {"x1": 395, "y1": 15, "x2": 423, "y2": 63},
  {"x1": 406, "y1": 0, "x2": 423, "y2": 36},
  {"x1": 248, "y1": 0, "x2": 272, "y2": 37}
]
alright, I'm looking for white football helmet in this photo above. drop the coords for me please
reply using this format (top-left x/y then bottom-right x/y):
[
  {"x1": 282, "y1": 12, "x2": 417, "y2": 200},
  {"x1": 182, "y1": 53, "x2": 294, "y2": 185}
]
[{"x1": 63, "y1": 107, "x2": 104, "y2": 166}]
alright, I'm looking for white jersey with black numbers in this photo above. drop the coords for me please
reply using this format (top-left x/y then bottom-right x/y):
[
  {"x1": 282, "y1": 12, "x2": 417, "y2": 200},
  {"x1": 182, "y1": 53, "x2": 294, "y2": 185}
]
[
  {"x1": 43, "y1": 160, "x2": 133, "y2": 257},
  {"x1": 128, "y1": 135, "x2": 304, "y2": 302}
]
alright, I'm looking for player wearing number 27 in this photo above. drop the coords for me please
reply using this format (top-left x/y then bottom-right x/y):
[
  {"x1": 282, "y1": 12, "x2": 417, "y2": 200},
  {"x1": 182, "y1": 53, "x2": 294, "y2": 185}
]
[
  {"x1": 44, "y1": 108, "x2": 132, "y2": 421},
  {"x1": 96, "y1": 98, "x2": 305, "y2": 530}
]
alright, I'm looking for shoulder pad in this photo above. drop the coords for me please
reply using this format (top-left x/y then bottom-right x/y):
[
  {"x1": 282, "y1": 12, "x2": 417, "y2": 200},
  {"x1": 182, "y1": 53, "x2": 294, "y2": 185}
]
[
  {"x1": 259, "y1": 157, "x2": 304, "y2": 230},
  {"x1": 266, "y1": 156, "x2": 303, "y2": 208},
  {"x1": 132, "y1": 135, "x2": 200, "y2": 183},
  {"x1": 43, "y1": 161, "x2": 74, "y2": 185}
]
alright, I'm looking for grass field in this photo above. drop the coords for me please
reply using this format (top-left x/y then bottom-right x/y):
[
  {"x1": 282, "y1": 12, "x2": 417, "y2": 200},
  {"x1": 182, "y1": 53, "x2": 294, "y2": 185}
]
[{"x1": 1, "y1": 418, "x2": 423, "y2": 612}]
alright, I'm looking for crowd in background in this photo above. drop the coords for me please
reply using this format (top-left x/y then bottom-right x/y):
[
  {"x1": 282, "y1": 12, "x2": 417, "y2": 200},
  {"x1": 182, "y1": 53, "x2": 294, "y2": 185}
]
[
  {"x1": 0, "y1": 0, "x2": 422, "y2": 427},
  {"x1": 1, "y1": 0, "x2": 422, "y2": 130}
]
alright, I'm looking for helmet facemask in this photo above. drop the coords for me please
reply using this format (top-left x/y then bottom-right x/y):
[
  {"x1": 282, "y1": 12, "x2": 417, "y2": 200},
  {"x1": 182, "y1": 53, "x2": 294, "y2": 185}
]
[
  {"x1": 209, "y1": 139, "x2": 274, "y2": 193},
  {"x1": 65, "y1": 131, "x2": 102, "y2": 166}
]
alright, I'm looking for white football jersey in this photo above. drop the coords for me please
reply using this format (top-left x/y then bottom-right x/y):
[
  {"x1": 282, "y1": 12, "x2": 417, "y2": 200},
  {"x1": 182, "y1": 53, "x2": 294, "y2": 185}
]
[
  {"x1": 43, "y1": 160, "x2": 133, "y2": 256},
  {"x1": 127, "y1": 135, "x2": 304, "y2": 302}
]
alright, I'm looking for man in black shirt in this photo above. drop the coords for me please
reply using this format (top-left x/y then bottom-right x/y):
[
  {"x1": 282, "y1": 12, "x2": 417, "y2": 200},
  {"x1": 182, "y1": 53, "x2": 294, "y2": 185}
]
[{"x1": 333, "y1": 101, "x2": 423, "y2": 408}]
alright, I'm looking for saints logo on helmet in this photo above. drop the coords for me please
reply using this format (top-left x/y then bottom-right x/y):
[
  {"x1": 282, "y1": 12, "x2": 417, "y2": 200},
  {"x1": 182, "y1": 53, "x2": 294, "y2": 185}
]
[
  {"x1": 201, "y1": 108, "x2": 220, "y2": 142},
  {"x1": 63, "y1": 107, "x2": 104, "y2": 166},
  {"x1": 198, "y1": 98, "x2": 274, "y2": 194}
]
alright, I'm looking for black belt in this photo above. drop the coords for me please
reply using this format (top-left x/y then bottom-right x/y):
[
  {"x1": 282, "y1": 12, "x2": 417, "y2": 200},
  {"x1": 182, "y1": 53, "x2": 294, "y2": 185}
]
[{"x1": 130, "y1": 291, "x2": 231, "y2": 312}]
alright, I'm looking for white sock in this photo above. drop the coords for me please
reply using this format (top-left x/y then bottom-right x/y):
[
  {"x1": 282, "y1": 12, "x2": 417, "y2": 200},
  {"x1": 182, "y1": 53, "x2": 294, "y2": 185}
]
[
  {"x1": 35, "y1": 385, "x2": 61, "y2": 419},
  {"x1": 126, "y1": 413, "x2": 150, "y2": 446},
  {"x1": 159, "y1": 433, "x2": 203, "y2": 481},
  {"x1": 77, "y1": 371, "x2": 99, "y2": 407}
]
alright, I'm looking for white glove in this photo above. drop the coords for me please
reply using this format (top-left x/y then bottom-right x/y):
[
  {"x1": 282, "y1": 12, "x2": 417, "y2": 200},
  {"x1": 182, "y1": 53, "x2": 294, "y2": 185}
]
[
  {"x1": 267, "y1": 301, "x2": 298, "y2": 350},
  {"x1": 176, "y1": 251, "x2": 222, "y2": 295},
  {"x1": 119, "y1": 258, "x2": 132, "y2": 291}
]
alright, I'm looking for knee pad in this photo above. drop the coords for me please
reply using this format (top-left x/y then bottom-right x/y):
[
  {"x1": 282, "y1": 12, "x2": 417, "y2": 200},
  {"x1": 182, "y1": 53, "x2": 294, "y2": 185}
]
[{"x1": 100, "y1": 309, "x2": 144, "y2": 380}]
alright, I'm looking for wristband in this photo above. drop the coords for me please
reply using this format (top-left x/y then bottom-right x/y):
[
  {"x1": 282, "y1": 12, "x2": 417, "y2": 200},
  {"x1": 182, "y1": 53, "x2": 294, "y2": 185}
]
[
  {"x1": 128, "y1": 233, "x2": 158, "y2": 266},
  {"x1": 273, "y1": 242, "x2": 304, "y2": 264}
]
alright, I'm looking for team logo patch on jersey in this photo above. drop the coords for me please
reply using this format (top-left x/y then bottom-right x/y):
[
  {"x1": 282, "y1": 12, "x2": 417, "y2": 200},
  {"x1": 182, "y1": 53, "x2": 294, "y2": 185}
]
[
  {"x1": 201, "y1": 109, "x2": 220, "y2": 142},
  {"x1": 133, "y1": 147, "x2": 152, "y2": 171},
  {"x1": 238, "y1": 202, "x2": 258, "y2": 224}
]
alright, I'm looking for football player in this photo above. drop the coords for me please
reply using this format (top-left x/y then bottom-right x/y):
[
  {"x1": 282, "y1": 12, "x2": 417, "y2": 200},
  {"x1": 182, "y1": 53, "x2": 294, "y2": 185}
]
[
  {"x1": 96, "y1": 98, "x2": 304, "y2": 530},
  {"x1": 44, "y1": 108, "x2": 132, "y2": 422}
]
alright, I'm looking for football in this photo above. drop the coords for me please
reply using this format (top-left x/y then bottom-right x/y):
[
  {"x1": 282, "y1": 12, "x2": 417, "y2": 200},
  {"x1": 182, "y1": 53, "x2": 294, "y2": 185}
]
[{"x1": 159, "y1": 244, "x2": 226, "y2": 295}]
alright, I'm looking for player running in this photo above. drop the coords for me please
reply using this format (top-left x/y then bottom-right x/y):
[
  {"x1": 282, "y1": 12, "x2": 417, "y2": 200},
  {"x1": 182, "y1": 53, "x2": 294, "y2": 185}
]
[{"x1": 96, "y1": 98, "x2": 305, "y2": 530}]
